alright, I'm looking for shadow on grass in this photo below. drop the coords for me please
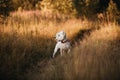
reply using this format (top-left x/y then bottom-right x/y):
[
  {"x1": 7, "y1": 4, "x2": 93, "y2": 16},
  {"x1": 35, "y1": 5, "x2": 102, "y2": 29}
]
[
  {"x1": 0, "y1": 33, "x2": 55, "y2": 80},
  {"x1": 71, "y1": 28, "x2": 94, "y2": 46}
]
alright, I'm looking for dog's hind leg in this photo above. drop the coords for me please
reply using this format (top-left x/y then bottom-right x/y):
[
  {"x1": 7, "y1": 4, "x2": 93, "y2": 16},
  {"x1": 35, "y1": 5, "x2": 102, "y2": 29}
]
[
  {"x1": 67, "y1": 48, "x2": 71, "y2": 54},
  {"x1": 60, "y1": 49, "x2": 64, "y2": 56}
]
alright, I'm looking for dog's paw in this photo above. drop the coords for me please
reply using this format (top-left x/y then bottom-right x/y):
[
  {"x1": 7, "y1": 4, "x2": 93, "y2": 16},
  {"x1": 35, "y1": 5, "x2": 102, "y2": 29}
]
[{"x1": 52, "y1": 55, "x2": 55, "y2": 58}]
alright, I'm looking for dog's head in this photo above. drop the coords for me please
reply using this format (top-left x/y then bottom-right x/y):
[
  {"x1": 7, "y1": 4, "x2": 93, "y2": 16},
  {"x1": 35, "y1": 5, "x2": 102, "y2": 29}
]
[{"x1": 55, "y1": 30, "x2": 66, "y2": 41}]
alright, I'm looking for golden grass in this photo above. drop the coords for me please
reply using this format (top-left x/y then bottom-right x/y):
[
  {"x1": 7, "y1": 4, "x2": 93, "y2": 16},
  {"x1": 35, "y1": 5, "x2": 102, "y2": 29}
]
[
  {"x1": 35, "y1": 25, "x2": 120, "y2": 80},
  {"x1": 0, "y1": 10, "x2": 120, "y2": 80}
]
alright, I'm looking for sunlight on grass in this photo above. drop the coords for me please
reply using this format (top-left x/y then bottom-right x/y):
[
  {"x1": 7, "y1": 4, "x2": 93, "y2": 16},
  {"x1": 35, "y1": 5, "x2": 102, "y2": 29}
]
[{"x1": 0, "y1": 10, "x2": 120, "y2": 80}]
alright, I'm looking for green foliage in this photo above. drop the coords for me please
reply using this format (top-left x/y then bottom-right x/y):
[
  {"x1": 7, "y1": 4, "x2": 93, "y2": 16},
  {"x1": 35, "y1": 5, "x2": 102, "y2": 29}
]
[
  {"x1": 51, "y1": 0, "x2": 77, "y2": 17},
  {"x1": 39, "y1": 0, "x2": 100, "y2": 18},
  {"x1": 40, "y1": 0, "x2": 77, "y2": 18},
  {"x1": 39, "y1": 0, "x2": 100, "y2": 17},
  {"x1": 11, "y1": 0, "x2": 40, "y2": 10},
  {"x1": 0, "y1": 0, "x2": 120, "y2": 19}
]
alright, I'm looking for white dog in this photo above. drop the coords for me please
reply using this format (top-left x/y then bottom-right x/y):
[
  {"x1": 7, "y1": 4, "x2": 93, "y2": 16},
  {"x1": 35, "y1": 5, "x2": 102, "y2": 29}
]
[{"x1": 52, "y1": 30, "x2": 71, "y2": 58}]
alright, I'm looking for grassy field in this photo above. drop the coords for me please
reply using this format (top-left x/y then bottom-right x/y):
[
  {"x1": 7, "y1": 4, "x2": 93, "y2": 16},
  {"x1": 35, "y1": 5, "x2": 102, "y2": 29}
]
[{"x1": 0, "y1": 10, "x2": 120, "y2": 80}]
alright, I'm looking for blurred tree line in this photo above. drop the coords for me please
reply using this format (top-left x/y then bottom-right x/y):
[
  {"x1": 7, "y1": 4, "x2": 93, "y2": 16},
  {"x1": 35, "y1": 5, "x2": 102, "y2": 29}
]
[{"x1": 0, "y1": 0, "x2": 120, "y2": 18}]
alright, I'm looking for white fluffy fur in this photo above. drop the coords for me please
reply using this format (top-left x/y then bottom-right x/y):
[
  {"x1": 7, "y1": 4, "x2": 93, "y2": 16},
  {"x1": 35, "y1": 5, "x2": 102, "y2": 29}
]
[{"x1": 53, "y1": 31, "x2": 71, "y2": 58}]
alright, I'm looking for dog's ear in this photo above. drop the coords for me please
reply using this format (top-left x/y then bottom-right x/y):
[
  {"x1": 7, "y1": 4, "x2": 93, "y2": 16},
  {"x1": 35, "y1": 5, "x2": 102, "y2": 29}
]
[
  {"x1": 61, "y1": 30, "x2": 66, "y2": 35},
  {"x1": 61, "y1": 30, "x2": 66, "y2": 39}
]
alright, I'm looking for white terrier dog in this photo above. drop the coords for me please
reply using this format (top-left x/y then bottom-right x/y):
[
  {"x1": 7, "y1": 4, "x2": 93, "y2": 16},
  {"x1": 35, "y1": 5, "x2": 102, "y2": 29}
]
[{"x1": 52, "y1": 30, "x2": 71, "y2": 58}]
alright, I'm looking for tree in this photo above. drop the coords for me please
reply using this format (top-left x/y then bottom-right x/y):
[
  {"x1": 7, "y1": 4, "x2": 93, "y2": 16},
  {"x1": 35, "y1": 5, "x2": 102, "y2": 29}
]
[
  {"x1": 0, "y1": 0, "x2": 13, "y2": 16},
  {"x1": 40, "y1": 0, "x2": 77, "y2": 18},
  {"x1": 106, "y1": 0, "x2": 120, "y2": 21}
]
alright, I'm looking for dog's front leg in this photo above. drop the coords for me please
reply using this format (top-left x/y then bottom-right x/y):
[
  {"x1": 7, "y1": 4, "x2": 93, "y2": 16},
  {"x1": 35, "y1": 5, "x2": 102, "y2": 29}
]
[{"x1": 53, "y1": 44, "x2": 59, "y2": 58}]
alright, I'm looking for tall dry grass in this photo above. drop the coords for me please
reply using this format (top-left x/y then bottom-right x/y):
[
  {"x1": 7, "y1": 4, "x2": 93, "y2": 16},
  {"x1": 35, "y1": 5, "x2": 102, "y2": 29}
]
[
  {"x1": 0, "y1": 10, "x2": 120, "y2": 80},
  {"x1": 31, "y1": 25, "x2": 120, "y2": 80},
  {"x1": 0, "y1": 10, "x2": 92, "y2": 80}
]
